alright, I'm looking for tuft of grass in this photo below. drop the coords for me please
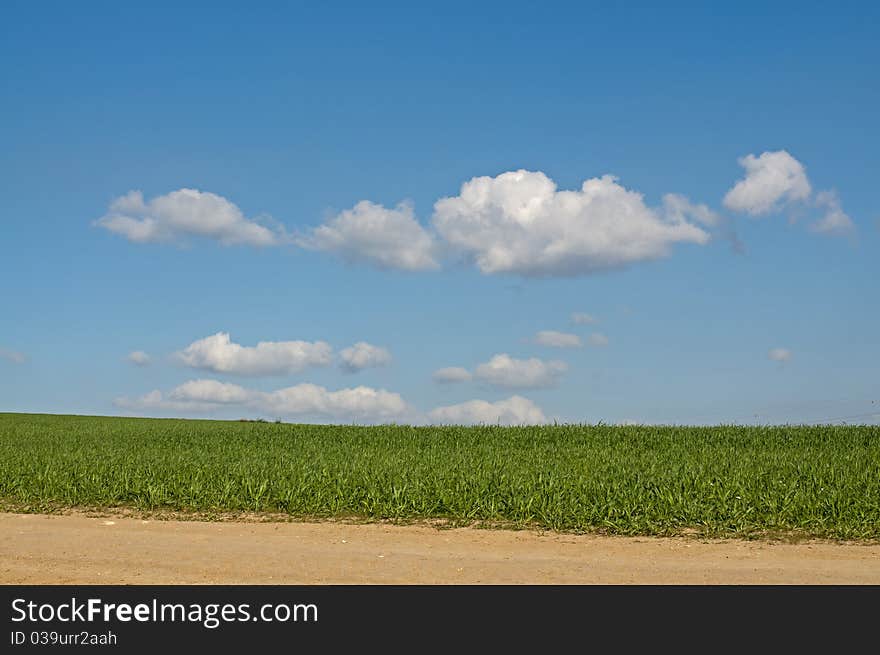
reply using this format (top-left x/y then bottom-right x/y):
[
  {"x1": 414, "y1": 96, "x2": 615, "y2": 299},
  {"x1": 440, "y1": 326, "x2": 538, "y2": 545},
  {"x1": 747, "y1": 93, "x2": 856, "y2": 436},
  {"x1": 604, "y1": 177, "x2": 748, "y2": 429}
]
[{"x1": 0, "y1": 413, "x2": 878, "y2": 539}]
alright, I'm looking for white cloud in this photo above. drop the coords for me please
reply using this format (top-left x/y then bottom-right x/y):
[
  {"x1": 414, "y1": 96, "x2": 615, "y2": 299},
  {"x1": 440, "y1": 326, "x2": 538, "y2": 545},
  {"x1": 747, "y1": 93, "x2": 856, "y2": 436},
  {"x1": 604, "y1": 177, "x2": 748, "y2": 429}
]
[
  {"x1": 298, "y1": 200, "x2": 439, "y2": 271},
  {"x1": 432, "y1": 367, "x2": 473, "y2": 384},
  {"x1": 811, "y1": 190, "x2": 855, "y2": 236},
  {"x1": 95, "y1": 189, "x2": 283, "y2": 246},
  {"x1": 768, "y1": 348, "x2": 792, "y2": 363},
  {"x1": 723, "y1": 151, "x2": 812, "y2": 216},
  {"x1": 662, "y1": 193, "x2": 721, "y2": 227},
  {"x1": 571, "y1": 312, "x2": 598, "y2": 325},
  {"x1": 428, "y1": 395, "x2": 547, "y2": 425},
  {"x1": 0, "y1": 348, "x2": 26, "y2": 364},
  {"x1": 534, "y1": 330, "x2": 582, "y2": 348},
  {"x1": 170, "y1": 379, "x2": 256, "y2": 404},
  {"x1": 474, "y1": 353, "x2": 567, "y2": 390},
  {"x1": 432, "y1": 170, "x2": 709, "y2": 276},
  {"x1": 588, "y1": 333, "x2": 609, "y2": 347},
  {"x1": 259, "y1": 384, "x2": 408, "y2": 420},
  {"x1": 175, "y1": 332, "x2": 332, "y2": 376},
  {"x1": 116, "y1": 389, "x2": 212, "y2": 413},
  {"x1": 126, "y1": 351, "x2": 150, "y2": 366},
  {"x1": 116, "y1": 379, "x2": 410, "y2": 423},
  {"x1": 339, "y1": 342, "x2": 392, "y2": 373}
]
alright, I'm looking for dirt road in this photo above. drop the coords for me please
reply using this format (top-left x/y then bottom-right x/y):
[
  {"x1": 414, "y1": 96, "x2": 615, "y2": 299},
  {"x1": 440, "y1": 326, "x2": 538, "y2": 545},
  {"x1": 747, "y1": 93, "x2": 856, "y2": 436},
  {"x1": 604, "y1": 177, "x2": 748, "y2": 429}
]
[{"x1": 1, "y1": 512, "x2": 878, "y2": 584}]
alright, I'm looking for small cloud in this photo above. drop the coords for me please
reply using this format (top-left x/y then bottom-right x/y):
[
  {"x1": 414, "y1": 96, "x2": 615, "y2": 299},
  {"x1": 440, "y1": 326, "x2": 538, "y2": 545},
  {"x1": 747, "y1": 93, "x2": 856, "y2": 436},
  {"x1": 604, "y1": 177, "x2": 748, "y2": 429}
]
[
  {"x1": 588, "y1": 333, "x2": 609, "y2": 347},
  {"x1": 811, "y1": 190, "x2": 855, "y2": 236},
  {"x1": 428, "y1": 395, "x2": 547, "y2": 425},
  {"x1": 723, "y1": 150, "x2": 811, "y2": 216},
  {"x1": 0, "y1": 348, "x2": 26, "y2": 364},
  {"x1": 534, "y1": 330, "x2": 582, "y2": 348},
  {"x1": 722, "y1": 150, "x2": 855, "y2": 242},
  {"x1": 339, "y1": 342, "x2": 392, "y2": 373},
  {"x1": 297, "y1": 200, "x2": 439, "y2": 271},
  {"x1": 126, "y1": 351, "x2": 151, "y2": 367},
  {"x1": 432, "y1": 367, "x2": 473, "y2": 384},
  {"x1": 474, "y1": 353, "x2": 567, "y2": 390},
  {"x1": 571, "y1": 312, "x2": 598, "y2": 325},
  {"x1": 174, "y1": 332, "x2": 333, "y2": 377},
  {"x1": 768, "y1": 348, "x2": 792, "y2": 363},
  {"x1": 94, "y1": 189, "x2": 284, "y2": 246}
]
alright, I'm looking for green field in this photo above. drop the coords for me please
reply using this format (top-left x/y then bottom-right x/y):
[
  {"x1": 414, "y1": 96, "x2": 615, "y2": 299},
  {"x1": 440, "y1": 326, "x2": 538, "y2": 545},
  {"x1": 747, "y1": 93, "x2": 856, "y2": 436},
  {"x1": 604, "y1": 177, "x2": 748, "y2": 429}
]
[{"x1": 1, "y1": 413, "x2": 878, "y2": 539}]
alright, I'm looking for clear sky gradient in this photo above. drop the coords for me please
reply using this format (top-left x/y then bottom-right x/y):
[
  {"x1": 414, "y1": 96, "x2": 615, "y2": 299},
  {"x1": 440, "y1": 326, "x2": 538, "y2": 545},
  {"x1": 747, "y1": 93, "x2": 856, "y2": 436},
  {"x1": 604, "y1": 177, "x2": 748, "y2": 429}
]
[{"x1": 1, "y1": 1, "x2": 878, "y2": 425}]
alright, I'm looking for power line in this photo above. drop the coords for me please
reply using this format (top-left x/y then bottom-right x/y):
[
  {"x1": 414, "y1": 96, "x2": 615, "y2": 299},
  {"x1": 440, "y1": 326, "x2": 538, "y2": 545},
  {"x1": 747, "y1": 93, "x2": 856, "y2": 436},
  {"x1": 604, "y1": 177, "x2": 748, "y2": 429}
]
[{"x1": 731, "y1": 400, "x2": 878, "y2": 425}]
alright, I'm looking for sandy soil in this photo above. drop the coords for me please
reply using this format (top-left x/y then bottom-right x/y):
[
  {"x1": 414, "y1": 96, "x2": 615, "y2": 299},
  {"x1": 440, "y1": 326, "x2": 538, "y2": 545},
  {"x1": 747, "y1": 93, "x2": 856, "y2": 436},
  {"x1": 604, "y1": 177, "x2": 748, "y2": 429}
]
[{"x1": 1, "y1": 512, "x2": 878, "y2": 584}]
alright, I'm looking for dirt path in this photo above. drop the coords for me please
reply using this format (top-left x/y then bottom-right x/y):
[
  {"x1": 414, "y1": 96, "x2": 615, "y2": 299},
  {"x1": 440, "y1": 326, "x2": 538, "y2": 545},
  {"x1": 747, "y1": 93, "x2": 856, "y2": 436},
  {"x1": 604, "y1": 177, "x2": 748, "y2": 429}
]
[{"x1": 1, "y1": 512, "x2": 878, "y2": 584}]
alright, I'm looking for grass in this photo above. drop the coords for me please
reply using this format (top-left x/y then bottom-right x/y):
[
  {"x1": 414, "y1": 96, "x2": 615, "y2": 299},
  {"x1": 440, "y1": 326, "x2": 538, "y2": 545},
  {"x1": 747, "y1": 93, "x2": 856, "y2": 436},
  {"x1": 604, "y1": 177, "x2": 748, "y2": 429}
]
[{"x1": 1, "y1": 412, "x2": 878, "y2": 539}]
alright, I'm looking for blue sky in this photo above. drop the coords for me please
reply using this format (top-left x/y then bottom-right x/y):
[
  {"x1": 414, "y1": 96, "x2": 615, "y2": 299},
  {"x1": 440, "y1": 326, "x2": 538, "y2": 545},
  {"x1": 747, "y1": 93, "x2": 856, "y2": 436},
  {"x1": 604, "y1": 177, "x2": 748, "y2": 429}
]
[{"x1": 1, "y1": 1, "x2": 877, "y2": 425}]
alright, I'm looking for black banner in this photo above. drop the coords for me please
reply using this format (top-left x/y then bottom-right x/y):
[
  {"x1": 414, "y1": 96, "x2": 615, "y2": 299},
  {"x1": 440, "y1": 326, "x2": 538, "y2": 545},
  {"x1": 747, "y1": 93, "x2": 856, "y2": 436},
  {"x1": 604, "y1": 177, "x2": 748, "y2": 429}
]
[{"x1": 2, "y1": 586, "x2": 876, "y2": 651}]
